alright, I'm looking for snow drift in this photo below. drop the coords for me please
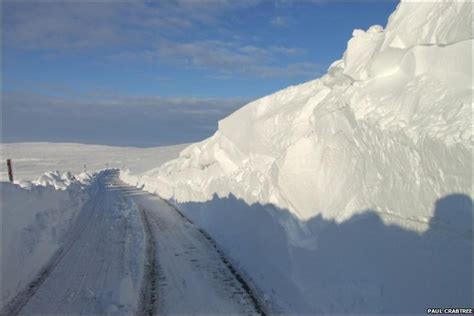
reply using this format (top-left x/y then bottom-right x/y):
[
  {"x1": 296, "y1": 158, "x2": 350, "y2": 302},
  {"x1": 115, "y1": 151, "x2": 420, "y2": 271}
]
[
  {"x1": 121, "y1": 0, "x2": 473, "y2": 313},
  {"x1": 0, "y1": 171, "x2": 95, "y2": 308},
  {"x1": 126, "y1": 0, "x2": 472, "y2": 230}
]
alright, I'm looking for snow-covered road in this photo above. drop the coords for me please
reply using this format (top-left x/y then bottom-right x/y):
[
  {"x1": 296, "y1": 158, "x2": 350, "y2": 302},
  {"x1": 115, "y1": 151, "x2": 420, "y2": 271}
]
[
  {"x1": 128, "y1": 182, "x2": 265, "y2": 315},
  {"x1": 4, "y1": 170, "x2": 264, "y2": 315}
]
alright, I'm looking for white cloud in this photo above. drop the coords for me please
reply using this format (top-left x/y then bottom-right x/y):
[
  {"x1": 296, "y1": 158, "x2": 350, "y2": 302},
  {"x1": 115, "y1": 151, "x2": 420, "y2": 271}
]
[
  {"x1": 131, "y1": 40, "x2": 320, "y2": 79},
  {"x1": 2, "y1": 1, "x2": 263, "y2": 50},
  {"x1": 270, "y1": 16, "x2": 290, "y2": 27},
  {"x1": 4, "y1": 1, "x2": 321, "y2": 80}
]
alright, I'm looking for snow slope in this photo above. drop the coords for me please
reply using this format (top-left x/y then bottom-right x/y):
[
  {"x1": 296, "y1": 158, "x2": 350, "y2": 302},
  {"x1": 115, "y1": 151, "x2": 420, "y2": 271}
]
[{"x1": 121, "y1": 0, "x2": 473, "y2": 313}]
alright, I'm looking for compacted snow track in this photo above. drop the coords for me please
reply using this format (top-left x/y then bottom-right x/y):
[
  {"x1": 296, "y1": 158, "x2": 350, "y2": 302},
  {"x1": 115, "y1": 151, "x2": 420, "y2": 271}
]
[
  {"x1": 118, "y1": 176, "x2": 265, "y2": 315},
  {"x1": 3, "y1": 170, "x2": 264, "y2": 315}
]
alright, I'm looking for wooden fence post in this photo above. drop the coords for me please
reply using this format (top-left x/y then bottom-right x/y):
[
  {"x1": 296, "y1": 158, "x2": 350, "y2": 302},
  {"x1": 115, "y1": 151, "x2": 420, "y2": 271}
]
[{"x1": 7, "y1": 159, "x2": 13, "y2": 182}]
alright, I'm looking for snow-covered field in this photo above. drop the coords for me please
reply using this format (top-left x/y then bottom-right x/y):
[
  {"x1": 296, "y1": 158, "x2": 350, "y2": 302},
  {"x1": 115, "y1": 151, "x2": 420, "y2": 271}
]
[
  {"x1": 0, "y1": 142, "x2": 186, "y2": 182},
  {"x1": 121, "y1": 0, "x2": 473, "y2": 313}
]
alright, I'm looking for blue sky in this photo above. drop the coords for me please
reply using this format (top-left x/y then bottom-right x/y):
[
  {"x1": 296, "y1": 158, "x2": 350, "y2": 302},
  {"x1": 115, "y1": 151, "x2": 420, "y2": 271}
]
[{"x1": 2, "y1": 0, "x2": 398, "y2": 147}]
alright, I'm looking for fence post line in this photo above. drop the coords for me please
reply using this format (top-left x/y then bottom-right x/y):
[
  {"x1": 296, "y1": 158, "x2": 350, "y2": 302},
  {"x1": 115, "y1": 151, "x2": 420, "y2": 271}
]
[{"x1": 7, "y1": 159, "x2": 13, "y2": 182}]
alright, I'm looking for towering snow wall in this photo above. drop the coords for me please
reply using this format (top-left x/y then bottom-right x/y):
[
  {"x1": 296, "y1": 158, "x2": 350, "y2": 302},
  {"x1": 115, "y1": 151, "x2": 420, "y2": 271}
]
[
  {"x1": 121, "y1": 0, "x2": 472, "y2": 313},
  {"x1": 132, "y1": 0, "x2": 472, "y2": 232}
]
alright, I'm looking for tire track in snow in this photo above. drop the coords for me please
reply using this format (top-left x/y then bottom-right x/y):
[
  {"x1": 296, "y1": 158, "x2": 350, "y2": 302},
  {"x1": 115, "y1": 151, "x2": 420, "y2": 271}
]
[
  {"x1": 137, "y1": 207, "x2": 159, "y2": 316},
  {"x1": 152, "y1": 196, "x2": 267, "y2": 315},
  {"x1": 196, "y1": 227, "x2": 267, "y2": 316}
]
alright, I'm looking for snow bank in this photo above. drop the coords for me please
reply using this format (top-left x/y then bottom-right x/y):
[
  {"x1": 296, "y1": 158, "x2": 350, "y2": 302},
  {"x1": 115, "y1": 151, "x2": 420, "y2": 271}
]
[
  {"x1": 121, "y1": 0, "x2": 473, "y2": 313},
  {"x1": 29, "y1": 170, "x2": 93, "y2": 190},
  {"x1": 129, "y1": 0, "x2": 472, "y2": 229},
  {"x1": 0, "y1": 171, "x2": 96, "y2": 308}
]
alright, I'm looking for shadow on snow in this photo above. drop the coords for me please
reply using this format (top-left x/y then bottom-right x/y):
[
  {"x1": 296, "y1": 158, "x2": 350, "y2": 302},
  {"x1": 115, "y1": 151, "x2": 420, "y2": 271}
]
[{"x1": 177, "y1": 193, "x2": 473, "y2": 314}]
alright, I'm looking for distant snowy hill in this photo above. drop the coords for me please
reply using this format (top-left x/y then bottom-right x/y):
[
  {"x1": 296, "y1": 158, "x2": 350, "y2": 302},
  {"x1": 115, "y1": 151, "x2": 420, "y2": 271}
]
[
  {"x1": 1, "y1": 142, "x2": 186, "y2": 181},
  {"x1": 128, "y1": 0, "x2": 472, "y2": 232},
  {"x1": 121, "y1": 1, "x2": 472, "y2": 313}
]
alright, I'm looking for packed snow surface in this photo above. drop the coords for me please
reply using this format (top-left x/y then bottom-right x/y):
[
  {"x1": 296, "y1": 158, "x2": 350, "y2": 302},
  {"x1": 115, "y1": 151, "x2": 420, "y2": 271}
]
[
  {"x1": 121, "y1": 0, "x2": 473, "y2": 313},
  {"x1": 130, "y1": 180, "x2": 264, "y2": 315}
]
